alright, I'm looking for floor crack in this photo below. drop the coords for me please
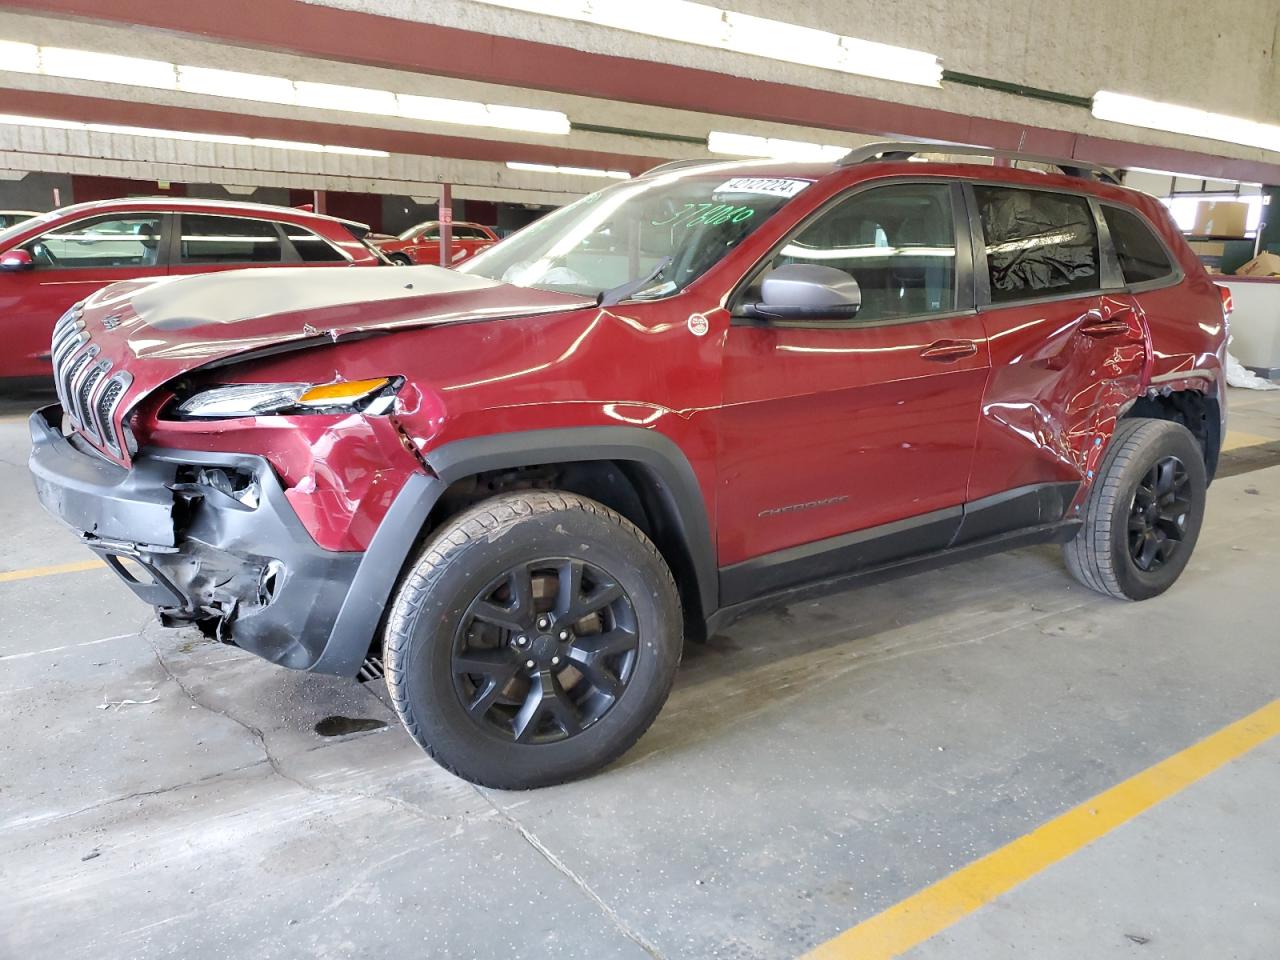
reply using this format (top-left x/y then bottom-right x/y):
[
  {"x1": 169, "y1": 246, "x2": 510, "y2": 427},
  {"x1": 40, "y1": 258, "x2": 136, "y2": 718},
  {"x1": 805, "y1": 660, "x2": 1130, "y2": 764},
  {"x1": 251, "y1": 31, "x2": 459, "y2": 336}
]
[
  {"x1": 144, "y1": 630, "x2": 496, "y2": 829},
  {"x1": 475, "y1": 789, "x2": 667, "y2": 960}
]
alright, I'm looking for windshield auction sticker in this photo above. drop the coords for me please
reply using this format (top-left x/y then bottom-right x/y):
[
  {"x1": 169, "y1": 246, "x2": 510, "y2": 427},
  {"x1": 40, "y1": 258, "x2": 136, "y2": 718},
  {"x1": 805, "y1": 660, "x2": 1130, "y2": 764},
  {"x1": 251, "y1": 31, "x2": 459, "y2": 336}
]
[{"x1": 715, "y1": 177, "x2": 811, "y2": 198}]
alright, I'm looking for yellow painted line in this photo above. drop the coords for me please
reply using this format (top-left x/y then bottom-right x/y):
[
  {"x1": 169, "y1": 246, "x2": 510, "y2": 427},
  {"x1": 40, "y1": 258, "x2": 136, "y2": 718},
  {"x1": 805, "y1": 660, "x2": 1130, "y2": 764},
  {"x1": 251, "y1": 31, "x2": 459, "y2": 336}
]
[
  {"x1": 1222, "y1": 430, "x2": 1276, "y2": 452},
  {"x1": 0, "y1": 558, "x2": 105, "y2": 583},
  {"x1": 802, "y1": 699, "x2": 1280, "y2": 960}
]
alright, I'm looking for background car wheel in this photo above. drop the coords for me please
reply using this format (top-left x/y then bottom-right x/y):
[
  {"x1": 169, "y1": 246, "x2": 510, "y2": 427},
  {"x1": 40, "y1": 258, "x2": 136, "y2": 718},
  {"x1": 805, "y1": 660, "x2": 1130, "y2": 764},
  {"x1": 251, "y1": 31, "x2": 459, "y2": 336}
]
[
  {"x1": 383, "y1": 491, "x2": 682, "y2": 789},
  {"x1": 1063, "y1": 418, "x2": 1207, "y2": 601},
  {"x1": 388, "y1": 253, "x2": 412, "y2": 266}
]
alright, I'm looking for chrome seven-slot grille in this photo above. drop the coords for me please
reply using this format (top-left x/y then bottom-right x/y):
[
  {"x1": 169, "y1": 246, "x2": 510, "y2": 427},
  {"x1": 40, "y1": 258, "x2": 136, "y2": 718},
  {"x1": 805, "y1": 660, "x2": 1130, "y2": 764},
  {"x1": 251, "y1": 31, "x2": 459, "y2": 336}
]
[{"x1": 51, "y1": 305, "x2": 132, "y2": 454}]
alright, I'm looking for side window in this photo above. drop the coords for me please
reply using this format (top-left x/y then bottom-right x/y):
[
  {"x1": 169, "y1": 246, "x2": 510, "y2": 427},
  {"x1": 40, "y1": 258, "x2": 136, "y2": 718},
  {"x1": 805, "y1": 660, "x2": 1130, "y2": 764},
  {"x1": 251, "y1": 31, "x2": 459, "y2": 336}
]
[
  {"x1": 1102, "y1": 206, "x2": 1175, "y2": 285},
  {"x1": 284, "y1": 225, "x2": 347, "y2": 263},
  {"x1": 769, "y1": 182, "x2": 957, "y2": 322},
  {"x1": 179, "y1": 215, "x2": 285, "y2": 265},
  {"x1": 974, "y1": 186, "x2": 1099, "y2": 303},
  {"x1": 26, "y1": 214, "x2": 162, "y2": 269},
  {"x1": 418, "y1": 225, "x2": 440, "y2": 240}
]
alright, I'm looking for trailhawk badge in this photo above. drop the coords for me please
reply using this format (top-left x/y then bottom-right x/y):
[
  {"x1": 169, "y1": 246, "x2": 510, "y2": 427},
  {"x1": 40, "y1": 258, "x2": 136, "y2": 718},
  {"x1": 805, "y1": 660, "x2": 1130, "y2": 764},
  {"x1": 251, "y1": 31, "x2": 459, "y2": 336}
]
[{"x1": 687, "y1": 313, "x2": 709, "y2": 337}]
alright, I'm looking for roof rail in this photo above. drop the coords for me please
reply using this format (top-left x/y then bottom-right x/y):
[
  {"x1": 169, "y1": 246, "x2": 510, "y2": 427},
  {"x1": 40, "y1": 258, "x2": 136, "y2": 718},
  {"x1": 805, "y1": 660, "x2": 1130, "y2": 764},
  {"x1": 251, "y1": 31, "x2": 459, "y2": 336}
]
[
  {"x1": 838, "y1": 140, "x2": 1121, "y2": 185},
  {"x1": 638, "y1": 158, "x2": 731, "y2": 178}
]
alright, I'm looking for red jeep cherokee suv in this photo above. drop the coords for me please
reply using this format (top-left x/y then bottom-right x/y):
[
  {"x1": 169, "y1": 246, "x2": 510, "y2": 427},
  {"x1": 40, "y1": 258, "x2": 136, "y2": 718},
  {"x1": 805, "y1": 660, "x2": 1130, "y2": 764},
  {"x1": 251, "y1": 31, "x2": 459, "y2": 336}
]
[
  {"x1": 30, "y1": 143, "x2": 1227, "y2": 788},
  {"x1": 0, "y1": 197, "x2": 383, "y2": 382}
]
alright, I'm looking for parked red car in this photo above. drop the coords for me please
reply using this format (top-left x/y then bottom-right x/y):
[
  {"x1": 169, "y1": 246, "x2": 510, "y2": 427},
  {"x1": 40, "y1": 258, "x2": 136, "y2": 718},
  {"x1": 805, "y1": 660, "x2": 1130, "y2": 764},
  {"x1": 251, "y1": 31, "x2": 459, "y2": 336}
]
[
  {"x1": 370, "y1": 220, "x2": 498, "y2": 266},
  {"x1": 0, "y1": 198, "x2": 383, "y2": 382},
  {"x1": 0, "y1": 210, "x2": 40, "y2": 229},
  {"x1": 31, "y1": 143, "x2": 1227, "y2": 788}
]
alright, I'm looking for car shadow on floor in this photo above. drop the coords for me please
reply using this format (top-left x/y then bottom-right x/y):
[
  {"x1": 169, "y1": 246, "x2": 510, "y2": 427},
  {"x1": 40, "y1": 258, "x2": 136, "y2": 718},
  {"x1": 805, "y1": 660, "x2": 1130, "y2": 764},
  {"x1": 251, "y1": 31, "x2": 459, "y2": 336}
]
[{"x1": 617, "y1": 543, "x2": 1089, "y2": 770}]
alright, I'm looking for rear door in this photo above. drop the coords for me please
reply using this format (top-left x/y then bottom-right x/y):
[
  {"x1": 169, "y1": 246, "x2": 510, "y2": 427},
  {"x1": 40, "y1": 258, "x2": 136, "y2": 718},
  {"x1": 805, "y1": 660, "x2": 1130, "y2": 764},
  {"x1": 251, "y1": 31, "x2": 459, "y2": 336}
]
[
  {"x1": 168, "y1": 213, "x2": 297, "y2": 278},
  {"x1": 717, "y1": 180, "x2": 991, "y2": 599},
  {"x1": 0, "y1": 211, "x2": 166, "y2": 379},
  {"x1": 965, "y1": 182, "x2": 1147, "y2": 518}
]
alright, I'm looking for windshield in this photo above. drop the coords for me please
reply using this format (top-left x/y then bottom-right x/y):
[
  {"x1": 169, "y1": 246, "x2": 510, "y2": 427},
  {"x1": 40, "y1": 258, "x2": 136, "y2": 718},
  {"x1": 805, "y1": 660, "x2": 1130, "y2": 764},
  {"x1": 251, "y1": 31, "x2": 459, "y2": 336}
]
[
  {"x1": 0, "y1": 209, "x2": 59, "y2": 249},
  {"x1": 398, "y1": 221, "x2": 437, "y2": 241},
  {"x1": 458, "y1": 170, "x2": 809, "y2": 300}
]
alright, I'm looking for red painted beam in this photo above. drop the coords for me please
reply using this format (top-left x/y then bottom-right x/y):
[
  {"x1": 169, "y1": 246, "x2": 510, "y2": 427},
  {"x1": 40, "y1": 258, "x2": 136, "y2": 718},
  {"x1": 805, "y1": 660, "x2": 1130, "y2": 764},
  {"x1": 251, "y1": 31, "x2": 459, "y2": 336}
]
[
  {"x1": 0, "y1": 88, "x2": 666, "y2": 174},
  {"x1": 6, "y1": 0, "x2": 1280, "y2": 184}
]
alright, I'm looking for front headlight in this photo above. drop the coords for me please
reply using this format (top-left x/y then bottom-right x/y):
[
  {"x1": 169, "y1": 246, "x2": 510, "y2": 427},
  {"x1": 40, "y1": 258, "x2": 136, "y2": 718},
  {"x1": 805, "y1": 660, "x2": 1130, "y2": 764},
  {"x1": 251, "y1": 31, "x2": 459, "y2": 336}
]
[{"x1": 174, "y1": 377, "x2": 401, "y2": 419}]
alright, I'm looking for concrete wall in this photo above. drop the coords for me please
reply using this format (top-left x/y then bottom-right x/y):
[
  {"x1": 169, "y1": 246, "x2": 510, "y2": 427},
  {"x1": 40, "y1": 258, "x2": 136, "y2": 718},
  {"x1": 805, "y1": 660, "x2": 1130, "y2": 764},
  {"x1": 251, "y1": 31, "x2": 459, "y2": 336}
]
[{"x1": 0, "y1": 171, "x2": 71, "y2": 213}]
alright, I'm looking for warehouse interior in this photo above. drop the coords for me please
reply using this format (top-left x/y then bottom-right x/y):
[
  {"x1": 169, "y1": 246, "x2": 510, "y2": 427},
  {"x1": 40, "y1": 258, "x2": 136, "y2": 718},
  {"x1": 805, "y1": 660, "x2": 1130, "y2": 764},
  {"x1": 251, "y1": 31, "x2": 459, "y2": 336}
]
[{"x1": 2, "y1": 2, "x2": 1279, "y2": 958}]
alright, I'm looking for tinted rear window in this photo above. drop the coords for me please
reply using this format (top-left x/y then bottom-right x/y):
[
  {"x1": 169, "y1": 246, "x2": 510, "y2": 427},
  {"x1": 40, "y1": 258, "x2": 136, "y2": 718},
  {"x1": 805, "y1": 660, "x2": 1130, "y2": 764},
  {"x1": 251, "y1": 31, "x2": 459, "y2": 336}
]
[
  {"x1": 1102, "y1": 205, "x2": 1175, "y2": 285},
  {"x1": 285, "y1": 226, "x2": 347, "y2": 263},
  {"x1": 974, "y1": 185, "x2": 1099, "y2": 303},
  {"x1": 180, "y1": 215, "x2": 284, "y2": 264}
]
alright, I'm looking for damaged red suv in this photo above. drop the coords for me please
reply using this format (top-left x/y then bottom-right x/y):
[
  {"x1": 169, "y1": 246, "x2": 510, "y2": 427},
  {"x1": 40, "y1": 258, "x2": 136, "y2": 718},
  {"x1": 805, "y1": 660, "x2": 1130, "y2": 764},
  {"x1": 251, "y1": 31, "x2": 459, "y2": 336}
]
[{"x1": 30, "y1": 143, "x2": 1227, "y2": 788}]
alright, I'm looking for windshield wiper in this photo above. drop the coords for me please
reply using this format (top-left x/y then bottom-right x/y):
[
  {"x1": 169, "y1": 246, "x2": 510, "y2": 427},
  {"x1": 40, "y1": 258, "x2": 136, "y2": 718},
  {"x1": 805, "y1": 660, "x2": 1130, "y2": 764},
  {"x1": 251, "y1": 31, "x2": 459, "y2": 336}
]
[{"x1": 597, "y1": 256, "x2": 673, "y2": 307}]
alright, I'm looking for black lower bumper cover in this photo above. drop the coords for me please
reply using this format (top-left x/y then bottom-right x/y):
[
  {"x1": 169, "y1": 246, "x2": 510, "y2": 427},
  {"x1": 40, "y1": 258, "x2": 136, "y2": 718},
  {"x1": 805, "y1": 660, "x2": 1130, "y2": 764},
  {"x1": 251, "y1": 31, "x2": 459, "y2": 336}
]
[{"x1": 27, "y1": 404, "x2": 439, "y2": 676}]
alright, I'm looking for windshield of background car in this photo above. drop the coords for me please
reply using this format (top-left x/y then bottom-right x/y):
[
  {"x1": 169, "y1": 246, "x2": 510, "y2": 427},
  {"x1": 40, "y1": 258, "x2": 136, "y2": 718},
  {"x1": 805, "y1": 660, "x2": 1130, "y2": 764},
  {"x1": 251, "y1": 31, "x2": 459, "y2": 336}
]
[
  {"x1": 399, "y1": 222, "x2": 437, "y2": 241},
  {"x1": 0, "y1": 210, "x2": 60, "y2": 249},
  {"x1": 458, "y1": 172, "x2": 811, "y2": 299}
]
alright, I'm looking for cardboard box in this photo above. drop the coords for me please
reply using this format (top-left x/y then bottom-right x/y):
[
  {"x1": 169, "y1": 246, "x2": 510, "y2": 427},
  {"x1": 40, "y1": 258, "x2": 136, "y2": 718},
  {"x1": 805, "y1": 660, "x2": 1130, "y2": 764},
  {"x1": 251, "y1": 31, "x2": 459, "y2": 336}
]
[
  {"x1": 1235, "y1": 251, "x2": 1280, "y2": 277},
  {"x1": 1192, "y1": 200, "x2": 1249, "y2": 237}
]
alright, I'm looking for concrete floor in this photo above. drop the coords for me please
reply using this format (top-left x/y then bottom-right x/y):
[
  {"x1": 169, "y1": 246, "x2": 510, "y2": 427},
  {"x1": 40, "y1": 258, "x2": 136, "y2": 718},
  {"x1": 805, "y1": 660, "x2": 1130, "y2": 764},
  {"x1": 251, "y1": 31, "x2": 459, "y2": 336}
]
[{"x1": 2, "y1": 388, "x2": 1279, "y2": 960}]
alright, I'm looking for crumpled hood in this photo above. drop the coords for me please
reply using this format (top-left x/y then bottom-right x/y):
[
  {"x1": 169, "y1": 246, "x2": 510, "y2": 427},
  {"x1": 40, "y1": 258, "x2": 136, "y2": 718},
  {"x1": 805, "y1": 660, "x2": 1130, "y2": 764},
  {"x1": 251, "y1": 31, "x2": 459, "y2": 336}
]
[
  {"x1": 78, "y1": 263, "x2": 587, "y2": 380},
  {"x1": 65, "y1": 264, "x2": 590, "y2": 463},
  {"x1": 86, "y1": 264, "x2": 586, "y2": 364}
]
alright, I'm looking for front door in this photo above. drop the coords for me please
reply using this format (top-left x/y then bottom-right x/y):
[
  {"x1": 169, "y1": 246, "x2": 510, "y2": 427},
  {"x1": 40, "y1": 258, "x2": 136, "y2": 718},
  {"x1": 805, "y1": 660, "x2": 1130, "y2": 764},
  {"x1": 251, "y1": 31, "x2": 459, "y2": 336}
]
[
  {"x1": 717, "y1": 180, "x2": 990, "y2": 602},
  {"x1": 0, "y1": 211, "x2": 167, "y2": 378}
]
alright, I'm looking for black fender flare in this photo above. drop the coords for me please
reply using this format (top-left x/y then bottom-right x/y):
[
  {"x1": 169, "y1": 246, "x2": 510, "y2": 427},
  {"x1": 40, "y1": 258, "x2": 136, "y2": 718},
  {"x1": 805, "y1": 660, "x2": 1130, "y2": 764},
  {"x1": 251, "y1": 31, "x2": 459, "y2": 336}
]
[{"x1": 313, "y1": 426, "x2": 718, "y2": 676}]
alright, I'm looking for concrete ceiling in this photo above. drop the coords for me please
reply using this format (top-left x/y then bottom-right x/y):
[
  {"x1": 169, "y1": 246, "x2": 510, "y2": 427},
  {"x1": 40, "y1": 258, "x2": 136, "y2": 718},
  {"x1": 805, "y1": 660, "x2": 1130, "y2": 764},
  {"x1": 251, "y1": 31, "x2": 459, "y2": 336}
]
[{"x1": 0, "y1": 0, "x2": 1277, "y2": 204}]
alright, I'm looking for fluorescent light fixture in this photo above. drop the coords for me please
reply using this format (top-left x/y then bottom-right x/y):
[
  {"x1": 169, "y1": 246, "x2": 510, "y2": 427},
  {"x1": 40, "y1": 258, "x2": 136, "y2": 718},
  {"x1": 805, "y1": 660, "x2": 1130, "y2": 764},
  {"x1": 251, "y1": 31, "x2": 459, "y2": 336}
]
[
  {"x1": 0, "y1": 39, "x2": 570, "y2": 136},
  {"x1": 0, "y1": 40, "x2": 39, "y2": 73},
  {"x1": 175, "y1": 65, "x2": 297, "y2": 104},
  {"x1": 507, "y1": 161, "x2": 630, "y2": 179},
  {"x1": 708, "y1": 131, "x2": 850, "y2": 162},
  {"x1": 780, "y1": 243, "x2": 954, "y2": 260},
  {"x1": 294, "y1": 80, "x2": 398, "y2": 116},
  {"x1": 41, "y1": 47, "x2": 177, "y2": 89},
  {"x1": 1093, "y1": 91, "x2": 1280, "y2": 154},
  {"x1": 471, "y1": 0, "x2": 943, "y2": 86},
  {"x1": 0, "y1": 113, "x2": 389, "y2": 157}
]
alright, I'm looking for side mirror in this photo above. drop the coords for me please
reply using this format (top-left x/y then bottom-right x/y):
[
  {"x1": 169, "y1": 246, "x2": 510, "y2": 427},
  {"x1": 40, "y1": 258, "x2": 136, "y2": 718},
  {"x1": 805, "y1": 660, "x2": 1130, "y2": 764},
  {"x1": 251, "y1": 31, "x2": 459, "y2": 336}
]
[
  {"x1": 742, "y1": 263, "x2": 861, "y2": 321},
  {"x1": 0, "y1": 249, "x2": 33, "y2": 272}
]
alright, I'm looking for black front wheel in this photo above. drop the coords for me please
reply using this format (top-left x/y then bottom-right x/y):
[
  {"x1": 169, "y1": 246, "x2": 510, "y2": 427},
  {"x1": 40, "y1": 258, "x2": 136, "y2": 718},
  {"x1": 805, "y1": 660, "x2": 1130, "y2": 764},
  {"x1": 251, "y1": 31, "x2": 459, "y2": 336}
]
[{"x1": 384, "y1": 491, "x2": 682, "y2": 789}]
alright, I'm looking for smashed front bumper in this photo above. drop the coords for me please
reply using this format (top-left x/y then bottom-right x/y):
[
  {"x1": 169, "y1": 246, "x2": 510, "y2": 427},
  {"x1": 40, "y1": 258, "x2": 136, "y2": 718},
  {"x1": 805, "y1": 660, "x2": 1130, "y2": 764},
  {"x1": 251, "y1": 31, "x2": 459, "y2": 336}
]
[{"x1": 28, "y1": 404, "x2": 363, "y2": 672}]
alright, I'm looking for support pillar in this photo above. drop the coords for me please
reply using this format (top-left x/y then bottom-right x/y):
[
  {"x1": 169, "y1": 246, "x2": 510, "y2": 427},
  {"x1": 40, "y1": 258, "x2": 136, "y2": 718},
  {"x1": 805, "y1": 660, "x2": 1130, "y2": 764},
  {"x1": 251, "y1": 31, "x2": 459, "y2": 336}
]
[{"x1": 439, "y1": 182, "x2": 453, "y2": 267}]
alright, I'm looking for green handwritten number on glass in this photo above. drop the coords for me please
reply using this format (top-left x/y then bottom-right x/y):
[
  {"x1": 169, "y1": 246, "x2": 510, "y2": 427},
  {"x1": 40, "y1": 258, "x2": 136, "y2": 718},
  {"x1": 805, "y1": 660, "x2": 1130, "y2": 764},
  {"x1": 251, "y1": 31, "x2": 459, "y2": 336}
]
[{"x1": 651, "y1": 204, "x2": 756, "y2": 228}]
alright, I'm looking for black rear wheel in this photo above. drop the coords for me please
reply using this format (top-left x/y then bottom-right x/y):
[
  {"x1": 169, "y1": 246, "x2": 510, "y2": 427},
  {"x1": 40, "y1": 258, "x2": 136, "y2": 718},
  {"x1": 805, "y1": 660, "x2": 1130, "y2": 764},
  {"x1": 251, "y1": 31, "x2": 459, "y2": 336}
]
[
  {"x1": 1064, "y1": 418, "x2": 1207, "y2": 600},
  {"x1": 384, "y1": 491, "x2": 682, "y2": 788}
]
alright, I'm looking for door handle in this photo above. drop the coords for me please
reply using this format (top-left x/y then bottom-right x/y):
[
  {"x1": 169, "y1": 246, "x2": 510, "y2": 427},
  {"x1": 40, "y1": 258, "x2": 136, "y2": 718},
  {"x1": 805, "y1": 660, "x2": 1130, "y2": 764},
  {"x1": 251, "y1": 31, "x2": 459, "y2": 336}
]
[
  {"x1": 921, "y1": 339, "x2": 978, "y2": 362},
  {"x1": 1078, "y1": 319, "x2": 1132, "y2": 338}
]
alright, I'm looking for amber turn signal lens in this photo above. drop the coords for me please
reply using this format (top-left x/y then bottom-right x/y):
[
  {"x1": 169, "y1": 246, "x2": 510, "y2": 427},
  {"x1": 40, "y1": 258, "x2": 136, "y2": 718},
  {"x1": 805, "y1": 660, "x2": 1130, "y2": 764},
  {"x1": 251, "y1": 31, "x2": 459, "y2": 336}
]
[{"x1": 297, "y1": 377, "x2": 392, "y2": 405}]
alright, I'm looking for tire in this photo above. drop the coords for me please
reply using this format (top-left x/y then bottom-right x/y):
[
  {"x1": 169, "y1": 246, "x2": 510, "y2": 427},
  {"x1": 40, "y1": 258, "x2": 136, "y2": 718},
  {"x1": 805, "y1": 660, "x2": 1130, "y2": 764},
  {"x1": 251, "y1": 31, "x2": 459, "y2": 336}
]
[
  {"x1": 1063, "y1": 418, "x2": 1207, "y2": 601},
  {"x1": 388, "y1": 253, "x2": 412, "y2": 266},
  {"x1": 384, "y1": 491, "x2": 682, "y2": 789}
]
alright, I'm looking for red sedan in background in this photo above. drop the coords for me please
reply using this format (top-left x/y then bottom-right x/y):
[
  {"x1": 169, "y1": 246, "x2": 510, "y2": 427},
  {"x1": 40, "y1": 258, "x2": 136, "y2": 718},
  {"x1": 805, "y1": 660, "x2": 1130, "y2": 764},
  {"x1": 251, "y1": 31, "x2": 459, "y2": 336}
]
[
  {"x1": 370, "y1": 220, "x2": 498, "y2": 266},
  {"x1": 0, "y1": 197, "x2": 383, "y2": 382}
]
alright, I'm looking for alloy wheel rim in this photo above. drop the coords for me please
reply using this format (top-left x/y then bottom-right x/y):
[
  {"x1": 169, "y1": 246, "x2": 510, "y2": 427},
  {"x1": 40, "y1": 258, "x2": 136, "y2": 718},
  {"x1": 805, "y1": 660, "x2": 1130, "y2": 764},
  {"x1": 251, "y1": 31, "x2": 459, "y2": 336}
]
[
  {"x1": 1127, "y1": 455, "x2": 1192, "y2": 572},
  {"x1": 451, "y1": 558, "x2": 639, "y2": 744}
]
